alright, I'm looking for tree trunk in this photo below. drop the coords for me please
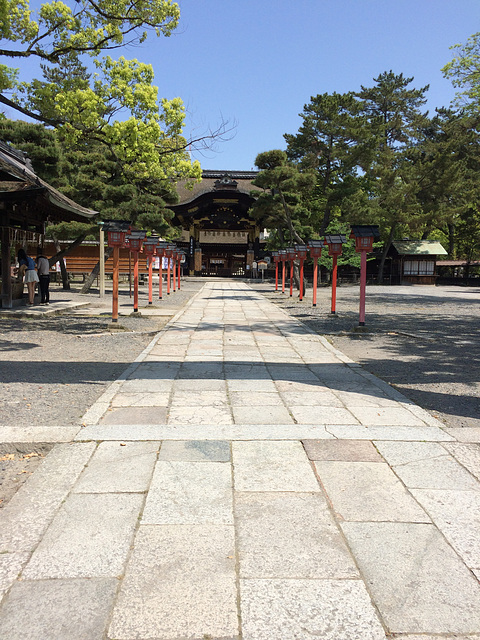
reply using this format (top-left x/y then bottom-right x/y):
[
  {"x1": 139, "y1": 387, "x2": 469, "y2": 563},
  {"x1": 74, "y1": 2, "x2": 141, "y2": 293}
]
[
  {"x1": 447, "y1": 222, "x2": 455, "y2": 257},
  {"x1": 80, "y1": 247, "x2": 114, "y2": 294},
  {"x1": 377, "y1": 222, "x2": 396, "y2": 284},
  {"x1": 48, "y1": 232, "x2": 88, "y2": 268},
  {"x1": 51, "y1": 232, "x2": 70, "y2": 290}
]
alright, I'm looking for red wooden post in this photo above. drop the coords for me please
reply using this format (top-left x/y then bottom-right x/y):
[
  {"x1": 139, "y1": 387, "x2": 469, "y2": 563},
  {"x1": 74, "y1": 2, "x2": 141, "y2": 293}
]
[
  {"x1": 133, "y1": 250, "x2": 139, "y2": 311},
  {"x1": 112, "y1": 245, "x2": 119, "y2": 322},
  {"x1": 126, "y1": 230, "x2": 146, "y2": 313},
  {"x1": 157, "y1": 242, "x2": 168, "y2": 300},
  {"x1": 324, "y1": 235, "x2": 347, "y2": 315},
  {"x1": 359, "y1": 249, "x2": 367, "y2": 325},
  {"x1": 165, "y1": 244, "x2": 175, "y2": 295},
  {"x1": 331, "y1": 254, "x2": 338, "y2": 314},
  {"x1": 279, "y1": 250, "x2": 287, "y2": 293},
  {"x1": 308, "y1": 240, "x2": 323, "y2": 307},
  {"x1": 272, "y1": 251, "x2": 279, "y2": 291},
  {"x1": 286, "y1": 248, "x2": 296, "y2": 297},
  {"x1": 295, "y1": 245, "x2": 307, "y2": 301},
  {"x1": 106, "y1": 224, "x2": 129, "y2": 324},
  {"x1": 349, "y1": 226, "x2": 380, "y2": 326},
  {"x1": 159, "y1": 256, "x2": 163, "y2": 299},
  {"x1": 172, "y1": 250, "x2": 177, "y2": 293},
  {"x1": 143, "y1": 237, "x2": 158, "y2": 306}
]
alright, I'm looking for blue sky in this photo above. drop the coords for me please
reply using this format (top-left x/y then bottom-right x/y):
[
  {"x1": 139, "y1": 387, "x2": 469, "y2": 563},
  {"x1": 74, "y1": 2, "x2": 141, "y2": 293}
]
[
  {"x1": 142, "y1": 0, "x2": 480, "y2": 170},
  {"x1": 3, "y1": 0, "x2": 480, "y2": 171}
]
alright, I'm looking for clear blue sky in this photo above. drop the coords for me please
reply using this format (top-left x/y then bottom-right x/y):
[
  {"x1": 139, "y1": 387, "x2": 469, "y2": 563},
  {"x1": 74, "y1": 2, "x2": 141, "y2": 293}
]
[
  {"x1": 4, "y1": 1, "x2": 480, "y2": 171},
  {"x1": 138, "y1": 0, "x2": 480, "y2": 171}
]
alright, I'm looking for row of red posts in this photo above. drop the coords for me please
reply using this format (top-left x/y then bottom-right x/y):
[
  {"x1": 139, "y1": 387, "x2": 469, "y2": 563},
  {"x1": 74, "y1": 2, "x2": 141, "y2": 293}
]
[
  {"x1": 104, "y1": 222, "x2": 185, "y2": 323},
  {"x1": 271, "y1": 225, "x2": 379, "y2": 326}
]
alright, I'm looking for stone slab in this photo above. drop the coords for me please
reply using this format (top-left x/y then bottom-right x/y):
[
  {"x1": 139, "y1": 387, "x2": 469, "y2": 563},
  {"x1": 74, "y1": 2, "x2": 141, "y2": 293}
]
[
  {"x1": 230, "y1": 391, "x2": 285, "y2": 406},
  {"x1": 334, "y1": 390, "x2": 398, "y2": 407},
  {"x1": 411, "y1": 488, "x2": 480, "y2": 569},
  {"x1": 280, "y1": 390, "x2": 345, "y2": 407},
  {"x1": 376, "y1": 441, "x2": 480, "y2": 490},
  {"x1": 110, "y1": 392, "x2": 170, "y2": 407},
  {"x1": 342, "y1": 522, "x2": 480, "y2": 634},
  {"x1": 73, "y1": 441, "x2": 159, "y2": 493},
  {"x1": 445, "y1": 427, "x2": 480, "y2": 443},
  {"x1": 302, "y1": 439, "x2": 384, "y2": 462},
  {"x1": 168, "y1": 404, "x2": 234, "y2": 425},
  {"x1": 76, "y1": 423, "x2": 335, "y2": 441},
  {"x1": 0, "y1": 578, "x2": 117, "y2": 640},
  {"x1": 22, "y1": 493, "x2": 143, "y2": 579},
  {"x1": 274, "y1": 379, "x2": 330, "y2": 393},
  {"x1": 142, "y1": 460, "x2": 233, "y2": 524},
  {"x1": 375, "y1": 441, "x2": 449, "y2": 465},
  {"x1": 0, "y1": 426, "x2": 80, "y2": 443},
  {"x1": 120, "y1": 378, "x2": 175, "y2": 393},
  {"x1": 158, "y1": 439, "x2": 230, "y2": 461},
  {"x1": 236, "y1": 492, "x2": 358, "y2": 579},
  {"x1": 173, "y1": 378, "x2": 227, "y2": 391},
  {"x1": 0, "y1": 442, "x2": 95, "y2": 552},
  {"x1": 315, "y1": 461, "x2": 429, "y2": 522},
  {"x1": 232, "y1": 405, "x2": 294, "y2": 424},
  {"x1": 240, "y1": 578, "x2": 387, "y2": 640},
  {"x1": 109, "y1": 524, "x2": 238, "y2": 639},
  {"x1": 444, "y1": 442, "x2": 480, "y2": 482},
  {"x1": 170, "y1": 390, "x2": 229, "y2": 406},
  {"x1": 227, "y1": 379, "x2": 278, "y2": 392},
  {"x1": 0, "y1": 552, "x2": 29, "y2": 602},
  {"x1": 100, "y1": 406, "x2": 168, "y2": 425},
  {"x1": 233, "y1": 441, "x2": 320, "y2": 491},
  {"x1": 328, "y1": 425, "x2": 454, "y2": 441},
  {"x1": 349, "y1": 406, "x2": 428, "y2": 426},
  {"x1": 290, "y1": 405, "x2": 359, "y2": 425}
]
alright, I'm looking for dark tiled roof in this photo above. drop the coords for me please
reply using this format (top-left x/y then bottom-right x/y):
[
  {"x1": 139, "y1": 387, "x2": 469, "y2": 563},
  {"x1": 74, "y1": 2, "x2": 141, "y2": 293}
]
[
  {"x1": 0, "y1": 141, "x2": 97, "y2": 220},
  {"x1": 174, "y1": 170, "x2": 260, "y2": 206},
  {"x1": 324, "y1": 234, "x2": 347, "y2": 244},
  {"x1": 350, "y1": 225, "x2": 380, "y2": 238}
]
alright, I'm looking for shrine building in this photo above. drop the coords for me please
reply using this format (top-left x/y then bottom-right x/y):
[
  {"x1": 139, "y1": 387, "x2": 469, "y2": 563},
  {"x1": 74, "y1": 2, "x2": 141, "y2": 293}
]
[{"x1": 169, "y1": 170, "x2": 266, "y2": 277}]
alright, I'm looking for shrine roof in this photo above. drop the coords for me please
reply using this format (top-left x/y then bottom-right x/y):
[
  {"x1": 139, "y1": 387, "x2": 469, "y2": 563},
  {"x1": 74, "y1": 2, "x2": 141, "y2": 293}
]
[
  {"x1": 174, "y1": 170, "x2": 259, "y2": 206},
  {"x1": 0, "y1": 141, "x2": 97, "y2": 221},
  {"x1": 392, "y1": 240, "x2": 448, "y2": 256}
]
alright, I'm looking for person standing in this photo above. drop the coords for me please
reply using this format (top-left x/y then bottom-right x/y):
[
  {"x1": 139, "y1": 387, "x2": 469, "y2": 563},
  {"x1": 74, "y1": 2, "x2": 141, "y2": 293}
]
[
  {"x1": 17, "y1": 248, "x2": 39, "y2": 305},
  {"x1": 36, "y1": 248, "x2": 50, "y2": 304}
]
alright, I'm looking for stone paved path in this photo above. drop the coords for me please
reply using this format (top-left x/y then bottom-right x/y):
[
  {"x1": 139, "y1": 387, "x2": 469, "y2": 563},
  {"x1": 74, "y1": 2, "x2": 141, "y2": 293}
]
[{"x1": 1, "y1": 280, "x2": 480, "y2": 639}]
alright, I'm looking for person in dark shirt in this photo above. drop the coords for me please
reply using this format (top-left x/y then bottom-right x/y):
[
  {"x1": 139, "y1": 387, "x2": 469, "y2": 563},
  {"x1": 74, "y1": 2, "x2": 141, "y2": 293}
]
[{"x1": 36, "y1": 247, "x2": 50, "y2": 304}]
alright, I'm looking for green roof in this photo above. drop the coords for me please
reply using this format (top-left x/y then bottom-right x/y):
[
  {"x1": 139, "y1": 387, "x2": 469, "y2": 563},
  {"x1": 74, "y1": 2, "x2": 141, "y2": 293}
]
[{"x1": 392, "y1": 241, "x2": 447, "y2": 256}]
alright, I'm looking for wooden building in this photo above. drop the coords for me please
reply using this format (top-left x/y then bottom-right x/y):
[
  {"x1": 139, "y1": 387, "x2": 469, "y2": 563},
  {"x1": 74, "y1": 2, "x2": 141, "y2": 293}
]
[
  {"x1": 0, "y1": 142, "x2": 97, "y2": 307},
  {"x1": 388, "y1": 240, "x2": 448, "y2": 285},
  {"x1": 168, "y1": 170, "x2": 265, "y2": 276}
]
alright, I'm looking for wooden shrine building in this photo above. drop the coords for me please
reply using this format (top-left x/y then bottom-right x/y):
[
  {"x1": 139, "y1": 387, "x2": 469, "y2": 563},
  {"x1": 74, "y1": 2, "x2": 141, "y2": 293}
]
[
  {"x1": 169, "y1": 170, "x2": 266, "y2": 276},
  {"x1": 0, "y1": 142, "x2": 97, "y2": 308}
]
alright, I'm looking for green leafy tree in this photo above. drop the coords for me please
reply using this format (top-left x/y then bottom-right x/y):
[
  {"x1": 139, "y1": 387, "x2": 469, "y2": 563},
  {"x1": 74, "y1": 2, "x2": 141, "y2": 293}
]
[
  {"x1": 250, "y1": 150, "x2": 316, "y2": 247},
  {"x1": 0, "y1": 0, "x2": 201, "y2": 198},
  {"x1": 442, "y1": 32, "x2": 480, "y2": 113},
  {"x1": 355, "y1": 71, "x2": 430, "y2": 282},
  {"x1": 284, "y1": 91, "x2": 367, "y2": 235}
]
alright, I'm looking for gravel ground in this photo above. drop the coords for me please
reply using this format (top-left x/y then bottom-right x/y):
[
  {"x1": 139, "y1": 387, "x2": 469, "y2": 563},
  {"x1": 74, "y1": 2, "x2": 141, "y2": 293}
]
[{"x1": 253, "y1": 281, "x2": 480, "y2": 430}]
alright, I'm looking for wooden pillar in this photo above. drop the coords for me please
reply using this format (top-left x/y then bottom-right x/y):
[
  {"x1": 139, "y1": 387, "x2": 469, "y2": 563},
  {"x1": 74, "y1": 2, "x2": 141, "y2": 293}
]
[
  {"x1": 1, "y1": 226, "x2": 12, "y2": 309},
  {"x1": 194, "y1": 247, "x2": 202, "y2": 275}
]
